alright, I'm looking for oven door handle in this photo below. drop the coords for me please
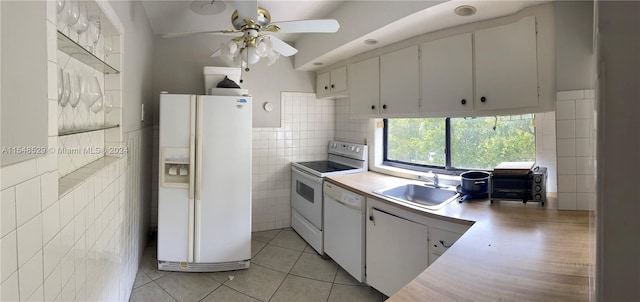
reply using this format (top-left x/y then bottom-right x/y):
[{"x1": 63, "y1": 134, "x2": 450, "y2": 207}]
[{"x1": 293, "y1": 166, "x2": 323, "y2": 185}]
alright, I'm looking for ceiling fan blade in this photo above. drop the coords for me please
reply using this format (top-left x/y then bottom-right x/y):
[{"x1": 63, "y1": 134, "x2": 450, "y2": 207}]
[
  {"x1": 233, "y1": 0, "x2": 258, "y2": 22},
  {"x1": 269, "y1": 36, "x2": 298, "y2": 57},
  {"x1": 163, "y1": 29, "x2": 240, "y2": 38},
  {"x1": 270, "y1": 19, "x2": 340, "y2": 34}
]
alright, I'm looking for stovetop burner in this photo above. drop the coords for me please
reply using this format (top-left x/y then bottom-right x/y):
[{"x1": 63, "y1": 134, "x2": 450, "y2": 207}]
[{"x1": 296, "y1": 160, "x2": 356, "y2": 173}]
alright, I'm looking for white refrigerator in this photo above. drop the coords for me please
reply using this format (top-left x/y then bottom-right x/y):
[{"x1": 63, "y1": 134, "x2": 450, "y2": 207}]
[{"x1": 157, "y1": 93, "x2": 252, "y2": 272}]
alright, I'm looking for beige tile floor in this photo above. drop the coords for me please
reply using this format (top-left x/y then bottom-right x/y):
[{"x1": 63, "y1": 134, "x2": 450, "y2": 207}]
[{"x1": 130, "y1": 228, "x2": 384, "y2": 302}]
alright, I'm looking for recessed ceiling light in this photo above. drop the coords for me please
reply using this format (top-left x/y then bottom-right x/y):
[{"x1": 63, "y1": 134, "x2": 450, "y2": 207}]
[
  {"x1": 313, "y1": 62, "x2": 323, "y2": 66},
  {"x1": 454, "y1": 5, "x2": 477, "y2": 17},
  {"x1": 190, "y1": 0, "x2": 226, "y2": 16},
  {"x1": 364, "y1": 39, "x2": 379, "y2": 45}
]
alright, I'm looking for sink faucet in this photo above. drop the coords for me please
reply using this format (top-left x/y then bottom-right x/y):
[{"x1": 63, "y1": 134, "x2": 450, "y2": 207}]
[{"x1": 419, "y1": 171, "x2": 440, "y2": 187}]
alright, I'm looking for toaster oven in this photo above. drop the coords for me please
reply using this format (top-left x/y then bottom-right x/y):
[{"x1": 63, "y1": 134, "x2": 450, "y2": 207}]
[{"x1": 490, "y1": 167, "x2": 547, "y2": 205}]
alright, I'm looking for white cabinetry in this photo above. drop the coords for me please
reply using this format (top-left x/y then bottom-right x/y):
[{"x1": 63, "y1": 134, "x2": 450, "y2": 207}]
[
  {"x1": 349, "y1": 46, "x2": 419, "y2": 118},
  {"x1": 428, "y1": 226, "x2": 465, "y2": 266},
  {"x1": 420, "y1": 33, "x2": 474, "y2": 115},
  {"x1": 475, "y1": 16, "x2": 538, "y2": 110},
  {"x1": 366, "y1": 207, "x2": 429, "y2": 297},
  {"x1": 366, "y1": 197, "x2": 470, "y2": 296},
  {"x1": 380, "y1": 45, "x2": 420, "y2": 116},
  {"x1": 348, "y1": 16, "x2": 541, "y2": 118},
  {"x1": 316, "y1": 65, "x2": 348, "y2": 98},
  {"x1": 349, "y1": 57, "x2": 380, "y2": 117}
]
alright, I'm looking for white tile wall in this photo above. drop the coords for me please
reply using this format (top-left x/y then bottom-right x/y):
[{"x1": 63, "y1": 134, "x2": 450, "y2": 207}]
[
  {"x1": 535, "y1": 112, "x2": 558, "y2": 192},
  {"x1": 556, "y1": 89, "x2": 597, "y2": 210},
  {"x1": 0, "y1": 3, "x2": 143, "y2": 300},
  {"x1": 251, "y1": 92, "x2": 335, "y2": 231},
  {"x1": 0, "y1": 156, "x2": 138, "y2": 301}
]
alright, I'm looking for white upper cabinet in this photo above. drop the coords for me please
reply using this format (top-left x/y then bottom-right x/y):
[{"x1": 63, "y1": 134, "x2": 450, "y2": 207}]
[
  {"x1": 380, "y1": 45, "x2": 420, "y2": 116},
  {"x1": 475, "y1": 16, "x2": 538, "y2": 110},
  {"x1": 316, "y1": 65, "x2": 348, "y2": 99},
  {"x1": 348, "y1": 15, "x2": 542, "y2": 118},
  {"x1": 330, "y1": 66, "x2": 348, "y2": 93},
  {"x1": 349, "y1": 57, "x2": 380, "y2": 117},
  {"x1": 316, "y1": 71, "x2": 331, "y2": 96},
  {"x1": 420, "y1": 33, "x2": 474, "y2": 115}
]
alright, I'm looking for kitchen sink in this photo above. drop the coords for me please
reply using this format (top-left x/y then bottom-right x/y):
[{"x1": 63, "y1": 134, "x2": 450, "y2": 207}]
[{"x1": 373, "y1": 184, "x2": 459, "y2": 210}]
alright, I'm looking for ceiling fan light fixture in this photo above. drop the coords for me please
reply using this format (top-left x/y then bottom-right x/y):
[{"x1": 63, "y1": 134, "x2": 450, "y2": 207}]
[
  {"x1": 190, "y1": 0, "x2": 226, "y2": 16},
  {"x1": 190, "y1": 2, "x2": 339, "y2": 73},
  {"x1": 454, "y1": 5, "x2": 477, "y2": 17},
  {"x1": 255, "y1": 37, "x2": 271, "y2": 57},
  {"x1": 243, "y1": 47, "x2": 261, "y2": 64}
]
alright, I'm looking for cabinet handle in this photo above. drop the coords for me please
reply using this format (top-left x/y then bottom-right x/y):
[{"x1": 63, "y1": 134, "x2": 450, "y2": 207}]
[
  {"x1": 382, "y1": 104, "x2": 387, "y2": 110},
  {"x1": 480, "y1": 96, "x2": 487, "y2": 103},
  {"x1": 371, "y1": 105, "x2": 376, "y2": 110},
  {"x1": 324, "y1": 86, "x2": 328, "y2": 90},
  {"x1": 461, "y1": 99, "x2": 466, "y2": 105},
  {"x1": 331, "y1": 84, "x2": 335, "y2": 88}
]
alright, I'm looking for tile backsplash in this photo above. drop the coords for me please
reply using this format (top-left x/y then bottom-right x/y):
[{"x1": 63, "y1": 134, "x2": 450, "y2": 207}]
[
  {"x1": 555, "y1": 89, "x2": 597, "y2": 210},
  {"x1": 251, "y1": 92, "x2": 335, "y2": 231}
]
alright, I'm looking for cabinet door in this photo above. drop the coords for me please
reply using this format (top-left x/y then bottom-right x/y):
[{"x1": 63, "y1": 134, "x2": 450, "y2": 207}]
[
  {"x1": 366, "y1": 208, "x2": 429, "y2": 297},
  {"x1": 316, "y1": 71, "x2": 331, "y2": 97},
  {"x1": 420, "y1": 33, "x2": 473, "y2": 114},
  {"x1": 475, "y1": 16, "x2": 538, "y2": 110},
  {"x1": 349, "y1": 57, "x2": 380, "y2": 118},
  {"x1": 428, "y1": 226, "x2": 463, "y2": 266},
  {"x1": 330, "y1": 66, "x2": 348, "y2": 93},
  {"x1": 380, "y1": 45, "x2": 420, "y2": 116}
]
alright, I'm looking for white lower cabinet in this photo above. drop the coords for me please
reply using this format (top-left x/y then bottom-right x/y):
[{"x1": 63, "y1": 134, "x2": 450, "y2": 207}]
[
  {"x1": 366, "y1": 207, "x2": 429, "y2": 297},
  {"x1": 366, "y1": 197, "x2": 470, "y2": 297},
  {"x1": 428, "y1": 226, "x2": 465, "y2": 266}
]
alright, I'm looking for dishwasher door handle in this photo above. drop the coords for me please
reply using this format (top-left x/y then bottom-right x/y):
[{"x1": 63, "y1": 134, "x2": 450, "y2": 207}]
[{"x1": 325, "y1": 195, "x2": 362, "y2": 211}]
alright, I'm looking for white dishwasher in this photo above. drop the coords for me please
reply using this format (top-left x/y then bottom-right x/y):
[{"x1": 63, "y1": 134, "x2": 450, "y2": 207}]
[{"x1": 323, "y1": 182, "x2": 366, "y2": 282}]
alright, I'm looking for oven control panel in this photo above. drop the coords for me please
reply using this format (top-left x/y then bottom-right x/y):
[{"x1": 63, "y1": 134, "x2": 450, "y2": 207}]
[{"x1": 328, "y1": 141, "x2": 368, "y2": 160}]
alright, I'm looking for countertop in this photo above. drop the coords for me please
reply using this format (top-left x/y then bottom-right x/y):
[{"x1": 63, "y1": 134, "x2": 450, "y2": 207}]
[{"x1": 326, "y1": 171, "x2": 593, "y2": 301}]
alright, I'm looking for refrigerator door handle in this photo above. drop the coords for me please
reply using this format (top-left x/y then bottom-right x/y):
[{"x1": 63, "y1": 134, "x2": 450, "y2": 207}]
[
  {"x1": 194, "y1": 96, "x2": 204, "y2": 261},
  {"x1": 189, "y1": 97, "x2": 196, "y2": 199},
  {"x1": 196, "y1": 97, "x2": 203, "y2": 201},
  {"x1": 188, "y1": 96, "x2": 197, "y2": 263}
]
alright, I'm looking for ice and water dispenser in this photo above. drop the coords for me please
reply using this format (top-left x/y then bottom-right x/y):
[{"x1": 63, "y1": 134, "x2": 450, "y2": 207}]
[{"x1": 160, "y1": 147, "x2": 191, "y2": 188}]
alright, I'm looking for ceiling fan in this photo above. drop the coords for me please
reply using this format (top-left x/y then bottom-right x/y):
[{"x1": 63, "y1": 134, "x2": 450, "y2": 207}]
[{"x1": 164, "y1": 0, "x2": 340, "y2": 71}]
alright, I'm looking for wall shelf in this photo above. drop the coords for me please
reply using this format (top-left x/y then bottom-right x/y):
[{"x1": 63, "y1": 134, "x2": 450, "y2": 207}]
[
  {"x1": 58, "y1": 124, "x2": 119, "y2": 136},
  {"x1": 57, "y1": 30, "x2": 119, "y2": 74}
]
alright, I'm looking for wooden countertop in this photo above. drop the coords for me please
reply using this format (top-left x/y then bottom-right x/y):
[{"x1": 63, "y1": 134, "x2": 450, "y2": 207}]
[{"x1": 326, "y1": 172, "x2": 594, "y2": 301}]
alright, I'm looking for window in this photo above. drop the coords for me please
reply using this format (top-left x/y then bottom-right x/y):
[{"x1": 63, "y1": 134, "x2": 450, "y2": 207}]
[{"x1": 384, "y1": 115, "x2": 535, "y2": 172}]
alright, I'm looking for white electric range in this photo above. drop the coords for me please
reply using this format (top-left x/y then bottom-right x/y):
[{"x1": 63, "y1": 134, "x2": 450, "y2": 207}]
[{"x1": 290, "y1": 141, "x2": 368, "y2": 254}]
